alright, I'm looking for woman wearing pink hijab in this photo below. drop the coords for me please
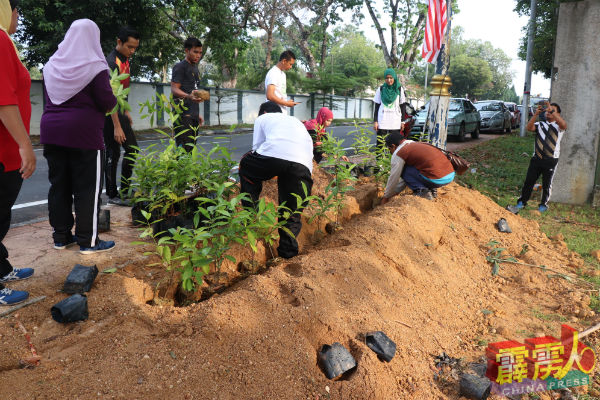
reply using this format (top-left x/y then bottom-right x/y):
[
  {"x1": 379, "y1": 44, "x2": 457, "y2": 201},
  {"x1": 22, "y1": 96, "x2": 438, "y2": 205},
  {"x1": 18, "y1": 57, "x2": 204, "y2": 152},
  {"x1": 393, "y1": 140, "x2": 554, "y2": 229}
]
[
  {"x1": 40, "y1": 19, "x2": 118, "y2": 255},
  {"x1": 303, "y1": 107, "x2": 333, "y2": 163}
]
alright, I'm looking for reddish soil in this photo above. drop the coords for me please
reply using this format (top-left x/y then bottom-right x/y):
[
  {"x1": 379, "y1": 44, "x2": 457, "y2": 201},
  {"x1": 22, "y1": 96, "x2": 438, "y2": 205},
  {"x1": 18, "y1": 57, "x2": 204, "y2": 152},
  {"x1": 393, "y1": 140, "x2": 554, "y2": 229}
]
[{"x1": 0, "y1": 165, "x2": 598, "y2": 399}]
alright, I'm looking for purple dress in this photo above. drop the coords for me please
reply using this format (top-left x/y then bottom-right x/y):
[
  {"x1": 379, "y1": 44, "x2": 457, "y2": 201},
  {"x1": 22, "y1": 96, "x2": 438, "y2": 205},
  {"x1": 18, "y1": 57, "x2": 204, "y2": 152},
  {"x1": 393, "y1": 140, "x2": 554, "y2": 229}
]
[{"x1": 40, "y1": 70, "x2": 116, "y2": 150}]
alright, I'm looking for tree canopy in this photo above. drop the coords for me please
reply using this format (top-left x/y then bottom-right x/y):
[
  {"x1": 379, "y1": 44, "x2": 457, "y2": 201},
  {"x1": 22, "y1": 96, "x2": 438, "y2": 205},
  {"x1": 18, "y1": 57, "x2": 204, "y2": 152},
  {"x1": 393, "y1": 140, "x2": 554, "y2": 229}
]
[{"x1": 514, "y1": 0, "x2": 560, "y2": 79}]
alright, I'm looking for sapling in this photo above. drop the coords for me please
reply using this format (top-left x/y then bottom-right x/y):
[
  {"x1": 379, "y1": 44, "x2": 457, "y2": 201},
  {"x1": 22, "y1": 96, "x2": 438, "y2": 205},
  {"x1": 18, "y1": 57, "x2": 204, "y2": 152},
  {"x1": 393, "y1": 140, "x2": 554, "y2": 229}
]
[
  {"x1": 348, "y1": 120, "x2": 375, "y2": 174},
  {"x1": 314, "y1": 134, "x2": 356, "y2": 226},
  {"x1": 373, "y1": 136, "x2": 392, "y2": 189},
  {"x1": 107, "y1": 68, "x2": 131, "y2": 115}
]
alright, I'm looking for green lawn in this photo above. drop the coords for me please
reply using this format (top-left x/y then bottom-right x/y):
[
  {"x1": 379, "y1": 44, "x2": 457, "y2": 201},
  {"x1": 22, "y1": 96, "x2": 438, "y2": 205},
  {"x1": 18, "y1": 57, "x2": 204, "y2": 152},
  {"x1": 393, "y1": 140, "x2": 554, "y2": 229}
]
[{"x1": 455, "y1": 133, "x2": 600, "y2": 309}]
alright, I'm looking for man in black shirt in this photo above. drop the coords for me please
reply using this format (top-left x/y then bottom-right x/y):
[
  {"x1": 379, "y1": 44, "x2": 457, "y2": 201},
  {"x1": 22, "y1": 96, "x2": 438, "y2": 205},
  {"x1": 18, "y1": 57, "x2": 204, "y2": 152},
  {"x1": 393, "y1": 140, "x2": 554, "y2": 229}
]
[
  {"x1": 170, "y1": 37, "x2": 205, "y2": 150},
  {"x1": 103, "y1": 26, "x2": 140, "y2": 205}
]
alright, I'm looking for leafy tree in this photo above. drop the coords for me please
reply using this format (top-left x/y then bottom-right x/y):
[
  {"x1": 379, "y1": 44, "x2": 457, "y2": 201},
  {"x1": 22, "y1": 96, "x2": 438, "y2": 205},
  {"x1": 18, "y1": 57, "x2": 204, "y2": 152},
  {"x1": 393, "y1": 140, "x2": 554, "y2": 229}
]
[
  {"x1": 249, "y1": 0, "x2": 286, "y2": 69},
  {"x1": 502, "y1": 85, "x2": 519, "y2": 104},
  {"x1": 363, "y1": 0, "x2": 459, "y2": 79},
  {"x1": 327, "y1": 25, "x2": 386, "y2": 95},
  {"x1": 15, "y1": 0, "x2": 183, "y2": 80},
  {"x1": 450, "y1": 27, "x2": 513, "y2": 100},
  {"x1": 514, "y1": 0, "x2": 560, "y2": 79},
  {"x1": 448, "y1": 53, "x2": 492, "y2": 98},
  {"x1": 284, "y1": 0, "x2": 362, "y2": 73},
  {"x1": 197, "y1": 0, "x2": 255, "y2": 87}
]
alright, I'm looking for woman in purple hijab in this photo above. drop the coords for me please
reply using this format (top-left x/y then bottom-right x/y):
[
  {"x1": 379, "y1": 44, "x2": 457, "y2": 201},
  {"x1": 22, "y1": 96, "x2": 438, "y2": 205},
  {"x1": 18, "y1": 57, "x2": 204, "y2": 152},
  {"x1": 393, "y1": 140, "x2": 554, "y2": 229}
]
[{"x1": 40, "y1": 19, "x2": 118, "y2": 254}]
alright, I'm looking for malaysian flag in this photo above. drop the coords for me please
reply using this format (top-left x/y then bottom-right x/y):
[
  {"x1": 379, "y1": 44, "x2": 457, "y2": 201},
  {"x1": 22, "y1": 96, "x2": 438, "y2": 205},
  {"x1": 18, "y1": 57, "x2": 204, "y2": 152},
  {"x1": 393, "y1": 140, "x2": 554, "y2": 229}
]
[{"x1": 421, "y1": 0, "x2": 448, "y2": 64}]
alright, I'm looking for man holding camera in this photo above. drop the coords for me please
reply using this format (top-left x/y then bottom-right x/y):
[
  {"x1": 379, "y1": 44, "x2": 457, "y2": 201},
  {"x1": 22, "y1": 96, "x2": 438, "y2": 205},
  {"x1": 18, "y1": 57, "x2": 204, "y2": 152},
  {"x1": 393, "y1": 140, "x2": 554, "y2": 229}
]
[{"x1": 508, "y1": 101, "x2": 567, "y2": 213}]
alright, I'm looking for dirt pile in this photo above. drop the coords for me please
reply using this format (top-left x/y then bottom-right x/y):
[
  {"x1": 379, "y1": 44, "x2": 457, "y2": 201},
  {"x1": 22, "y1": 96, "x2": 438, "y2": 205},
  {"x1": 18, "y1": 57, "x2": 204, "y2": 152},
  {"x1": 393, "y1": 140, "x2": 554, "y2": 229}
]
[{"x1": 0, "y1": 173, "x2": 598, "y2": 399}]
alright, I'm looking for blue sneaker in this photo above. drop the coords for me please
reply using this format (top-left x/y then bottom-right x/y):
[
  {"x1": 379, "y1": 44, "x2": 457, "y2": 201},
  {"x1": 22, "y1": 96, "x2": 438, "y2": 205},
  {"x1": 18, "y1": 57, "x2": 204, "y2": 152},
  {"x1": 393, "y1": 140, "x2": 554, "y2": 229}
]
[
  {"x1": 54, "y1": 235, "x2": 78, "y2": 250},
  {"x1": 515, "y1": 201, "x2": 524, "y2": 209},
  {"x1": 80, "y1": 239, "x2": 115, "y2": 255},
  {"x1": 538, "y1": 205, "x2": 548, "y2": 212},
  {"x1": 0, "y1": 268, "x2": 34, "y2": 283},
  {"x1": 0, "y1": 287, "x2": 29, "y2": 305}
]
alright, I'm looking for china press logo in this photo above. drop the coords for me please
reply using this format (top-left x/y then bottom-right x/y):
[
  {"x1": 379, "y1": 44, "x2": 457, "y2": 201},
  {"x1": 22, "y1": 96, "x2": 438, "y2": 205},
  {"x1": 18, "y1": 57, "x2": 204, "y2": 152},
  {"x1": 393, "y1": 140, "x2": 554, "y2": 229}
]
[{"x1": 486, "y1": 325, "x2": 596, "y2": 395}]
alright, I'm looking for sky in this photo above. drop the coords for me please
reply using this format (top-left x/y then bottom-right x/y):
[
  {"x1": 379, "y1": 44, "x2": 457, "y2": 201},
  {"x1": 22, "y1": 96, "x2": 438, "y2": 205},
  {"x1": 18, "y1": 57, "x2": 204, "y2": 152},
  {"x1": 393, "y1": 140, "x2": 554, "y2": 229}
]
[
  {"x1": 452, "y1": 0, "x2": 550, "y2": 98},
  {"x1": 358, "y1": 0, "x2": 551, "y2": 98}
]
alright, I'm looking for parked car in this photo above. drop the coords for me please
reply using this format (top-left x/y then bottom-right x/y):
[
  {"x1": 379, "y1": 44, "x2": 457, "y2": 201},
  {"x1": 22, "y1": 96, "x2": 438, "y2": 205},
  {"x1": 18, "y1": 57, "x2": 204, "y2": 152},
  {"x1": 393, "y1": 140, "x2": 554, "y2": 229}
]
[
  {"x1": 474, "y1": 100, "x2": 512, "y2": 133},
  {"x1": 504, "y1": 102, "x2": 521, "y2": 129},
  {"x1": 517, "y1": 104, "x2": 533, "y2": 119},
  {"x1": 409, "y1": 98, "x2": 480, "y2": 142}
]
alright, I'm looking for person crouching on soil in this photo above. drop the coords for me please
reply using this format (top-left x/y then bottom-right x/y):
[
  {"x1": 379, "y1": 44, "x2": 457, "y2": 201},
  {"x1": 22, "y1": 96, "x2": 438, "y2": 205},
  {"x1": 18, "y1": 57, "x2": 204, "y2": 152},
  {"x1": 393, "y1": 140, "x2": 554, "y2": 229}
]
[
  {"x1": 380, "y1": 133, "x2": 455, "y2": 204},
  {"x1": 507, "y1": 101, "x2": 567, "y2": 214},
  {"x1": 239, "y1": 101, "x2": 313, "y2": 259},
  {"x1": 303, "y1": 107, "x2": 333, "y2": 164}
]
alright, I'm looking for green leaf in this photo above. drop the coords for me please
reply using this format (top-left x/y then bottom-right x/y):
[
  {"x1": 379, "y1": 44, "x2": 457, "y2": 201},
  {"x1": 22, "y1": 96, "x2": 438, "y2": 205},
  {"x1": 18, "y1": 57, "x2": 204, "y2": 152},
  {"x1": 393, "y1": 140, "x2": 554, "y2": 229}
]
[
  {"x1": 492, "y1": 262, "x2": 499, "y2": 275},
  {"x1": 102, "y1": 267, "x2": 117, "y2": 274}
]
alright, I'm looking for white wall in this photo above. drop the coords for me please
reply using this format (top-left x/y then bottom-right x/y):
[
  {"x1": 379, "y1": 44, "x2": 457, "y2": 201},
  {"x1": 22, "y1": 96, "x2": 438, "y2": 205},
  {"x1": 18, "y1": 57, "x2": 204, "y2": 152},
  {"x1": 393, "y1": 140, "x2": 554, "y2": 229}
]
[{"x1": 28, "y1": 80, "x2": 375, "y2": 135}]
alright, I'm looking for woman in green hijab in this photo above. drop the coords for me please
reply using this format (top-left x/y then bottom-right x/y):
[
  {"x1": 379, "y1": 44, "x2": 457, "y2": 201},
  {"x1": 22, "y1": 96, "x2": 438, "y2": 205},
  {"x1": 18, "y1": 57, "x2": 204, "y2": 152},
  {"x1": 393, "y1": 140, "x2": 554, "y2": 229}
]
[{"x1": 373, "y1": 68, "x2": 406, "y2": 152}]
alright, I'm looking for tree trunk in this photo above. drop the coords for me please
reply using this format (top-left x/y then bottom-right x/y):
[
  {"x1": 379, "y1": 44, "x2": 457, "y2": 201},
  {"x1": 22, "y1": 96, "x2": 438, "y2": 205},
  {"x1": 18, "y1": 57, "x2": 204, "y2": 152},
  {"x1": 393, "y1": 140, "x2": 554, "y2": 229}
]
[
  {"x1": 265, "y1": 29, "x2": 274, "y2": 69},
  {"x1": 365, "y1": 0, "x2": 392, "y2": 67}
]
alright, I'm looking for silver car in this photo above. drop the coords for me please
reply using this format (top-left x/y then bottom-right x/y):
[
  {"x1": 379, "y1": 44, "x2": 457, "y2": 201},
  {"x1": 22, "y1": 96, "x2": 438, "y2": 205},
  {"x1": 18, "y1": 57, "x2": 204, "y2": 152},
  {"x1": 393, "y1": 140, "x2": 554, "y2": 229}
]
[{"x1": 475, "y1": 101, "x2": 512, "y2": 133}]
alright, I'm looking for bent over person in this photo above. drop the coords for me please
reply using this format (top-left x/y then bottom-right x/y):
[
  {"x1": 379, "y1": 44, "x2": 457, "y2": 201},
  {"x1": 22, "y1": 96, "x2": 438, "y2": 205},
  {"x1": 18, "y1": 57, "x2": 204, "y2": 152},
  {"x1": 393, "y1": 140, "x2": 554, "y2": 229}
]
[
  {"x1": 508, "y1": 101, "x2": 567, "y2": 213},
  {"x1": 380, "y1": 133, "x2": 455, "y2": 204},
  {"x1": 239, "y1": 101, "x2": 313, "y2": 259}
]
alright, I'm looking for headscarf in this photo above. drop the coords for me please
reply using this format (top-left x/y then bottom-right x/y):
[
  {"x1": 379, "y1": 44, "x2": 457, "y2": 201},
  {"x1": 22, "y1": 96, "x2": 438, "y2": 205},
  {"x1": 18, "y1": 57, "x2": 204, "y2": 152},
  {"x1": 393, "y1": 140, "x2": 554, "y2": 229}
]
[
  {"x1": 381, "y1": 68, "x2": 400, "y2": 107},
  {"x1": 303, "y1": 107, "x2": 333, "y2": 136},
  {"x1": 0, "y1": 0, "x2": 18, "y2": 55},
  {"x1": 43, "y1": 19, "x2": 109, "y2": 105}
]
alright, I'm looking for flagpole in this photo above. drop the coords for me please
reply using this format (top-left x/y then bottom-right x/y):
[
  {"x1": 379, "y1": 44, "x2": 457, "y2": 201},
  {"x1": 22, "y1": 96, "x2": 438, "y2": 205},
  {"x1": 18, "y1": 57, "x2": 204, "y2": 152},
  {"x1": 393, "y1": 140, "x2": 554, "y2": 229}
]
[
  {"x1": 426, "y1": 0, "x2": 452, "y2": 150},
  {"x1": 424, "y1": 65, "x2": 429, "y2": 103}
]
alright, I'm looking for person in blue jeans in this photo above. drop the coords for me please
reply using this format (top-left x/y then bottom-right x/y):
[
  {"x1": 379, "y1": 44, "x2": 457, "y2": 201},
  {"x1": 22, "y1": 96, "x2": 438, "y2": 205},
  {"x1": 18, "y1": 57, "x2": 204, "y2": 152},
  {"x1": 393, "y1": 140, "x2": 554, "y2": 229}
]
[
  {"x1": 0, "y1": 0, "x2": 35, "y2": 305},
  {"x1": 380, "y1": 133, "x2": 455, "y2": 204}
]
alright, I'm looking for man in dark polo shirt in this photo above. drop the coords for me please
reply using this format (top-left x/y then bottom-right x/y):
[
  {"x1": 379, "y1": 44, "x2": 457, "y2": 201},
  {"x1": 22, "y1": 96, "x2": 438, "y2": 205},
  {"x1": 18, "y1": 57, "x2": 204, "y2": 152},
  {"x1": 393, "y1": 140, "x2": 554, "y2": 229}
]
[
  {"x1": 170, "y1": 37, "x2": 205, "y2": 150},
  {"x1": 103, "y1": 26, "x2": 139, "y2": 205}
]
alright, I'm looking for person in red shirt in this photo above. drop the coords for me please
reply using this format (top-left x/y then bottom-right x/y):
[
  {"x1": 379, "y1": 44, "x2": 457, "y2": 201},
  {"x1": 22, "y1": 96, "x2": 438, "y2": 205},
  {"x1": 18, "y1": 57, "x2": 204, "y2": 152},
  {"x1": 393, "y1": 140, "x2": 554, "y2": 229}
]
[{"x1": 0, "y1": 0, "x2": 36, "y2": 305}]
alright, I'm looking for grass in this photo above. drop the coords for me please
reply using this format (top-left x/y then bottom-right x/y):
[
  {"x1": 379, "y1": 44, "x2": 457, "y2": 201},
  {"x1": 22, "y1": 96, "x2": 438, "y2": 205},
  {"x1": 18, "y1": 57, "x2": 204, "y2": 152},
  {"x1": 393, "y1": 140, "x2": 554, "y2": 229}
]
[
  {"x1": 456, "y1": 132, "x2": 600, "y2": 269},
  {"x1": 531, "y1": 307, "x2": 567, "y2": 323},
  {"x1": 455, "y1": 132, "x2": 600, "y2": 305}
]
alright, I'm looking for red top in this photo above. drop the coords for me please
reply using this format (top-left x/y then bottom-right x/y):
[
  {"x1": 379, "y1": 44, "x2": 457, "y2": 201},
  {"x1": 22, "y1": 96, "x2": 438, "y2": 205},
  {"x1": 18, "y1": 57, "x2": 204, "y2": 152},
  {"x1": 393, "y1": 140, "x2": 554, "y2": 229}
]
[{"x1": 0, "y1": 31, "x2": 31, "y2": 172}]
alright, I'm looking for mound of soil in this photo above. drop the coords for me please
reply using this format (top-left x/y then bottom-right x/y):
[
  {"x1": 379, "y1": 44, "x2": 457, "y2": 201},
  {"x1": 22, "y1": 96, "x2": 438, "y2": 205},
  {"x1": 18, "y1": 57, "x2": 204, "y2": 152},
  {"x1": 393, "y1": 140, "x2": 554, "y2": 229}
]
[{"x1": 1, "y1": 169, "x2": 598, "y2": 399}]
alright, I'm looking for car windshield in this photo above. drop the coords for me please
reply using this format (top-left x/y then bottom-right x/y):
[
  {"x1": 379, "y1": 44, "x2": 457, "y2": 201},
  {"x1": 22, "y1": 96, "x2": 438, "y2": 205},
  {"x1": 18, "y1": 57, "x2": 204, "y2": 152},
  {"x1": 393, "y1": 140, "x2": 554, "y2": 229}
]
[
  {"x1": 449, "y1": 101, "x2": 462, "y2": 111},
  {"x1": 475, "y1": 103, "x2": 501, "y2": 111}
]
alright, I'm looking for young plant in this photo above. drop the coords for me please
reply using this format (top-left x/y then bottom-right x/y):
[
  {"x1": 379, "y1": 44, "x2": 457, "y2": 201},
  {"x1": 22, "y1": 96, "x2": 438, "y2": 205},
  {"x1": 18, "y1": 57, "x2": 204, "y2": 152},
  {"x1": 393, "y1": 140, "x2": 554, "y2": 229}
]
[
  {"x1": 244, "y1": 198, "x2": 293, "y2": 260},
  {"x1": 485, "y1": 239, "x2": 593, "y2": 286},
  {"x1": 316, "y1": 134, "x2": 357, "y2": 225},
  {"x1": 107, "y1": 67, "x2": 131, "y2": 115},
  {"x1": 134, "y1": 210, "x2": 211, "y2": 292},
  {"x1": 139, "y1": 92, "x2": 186, "y2": 135},
  {"x1": 374, "y1": 135, "x2": 392, "y2": 188},
  {"x1": 194, "y1": 182, "x2": 254, "y2": 275},
  {"x1": 348, "y1": 120, "x2": 375, "y2": 172}
]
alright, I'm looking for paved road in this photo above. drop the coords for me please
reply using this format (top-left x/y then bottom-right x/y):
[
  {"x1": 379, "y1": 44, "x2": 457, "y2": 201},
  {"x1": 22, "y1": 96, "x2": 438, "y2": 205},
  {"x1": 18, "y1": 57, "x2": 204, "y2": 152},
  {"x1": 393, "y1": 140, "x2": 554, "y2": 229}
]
[{"x1": 10, "y1": 125, "x2": 501, "y2": 226}]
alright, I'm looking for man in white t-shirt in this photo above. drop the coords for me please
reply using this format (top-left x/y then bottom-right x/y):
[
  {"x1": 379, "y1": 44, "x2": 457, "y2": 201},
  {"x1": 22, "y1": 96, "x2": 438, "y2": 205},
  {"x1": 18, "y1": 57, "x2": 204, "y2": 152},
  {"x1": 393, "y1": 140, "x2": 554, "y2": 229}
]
[
  {"x1": 265, "y1": 50, "x2": 299, "y2": 114},
  {"x1": 239, "y1": 101, "x2": 313, "y2": 259}
]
